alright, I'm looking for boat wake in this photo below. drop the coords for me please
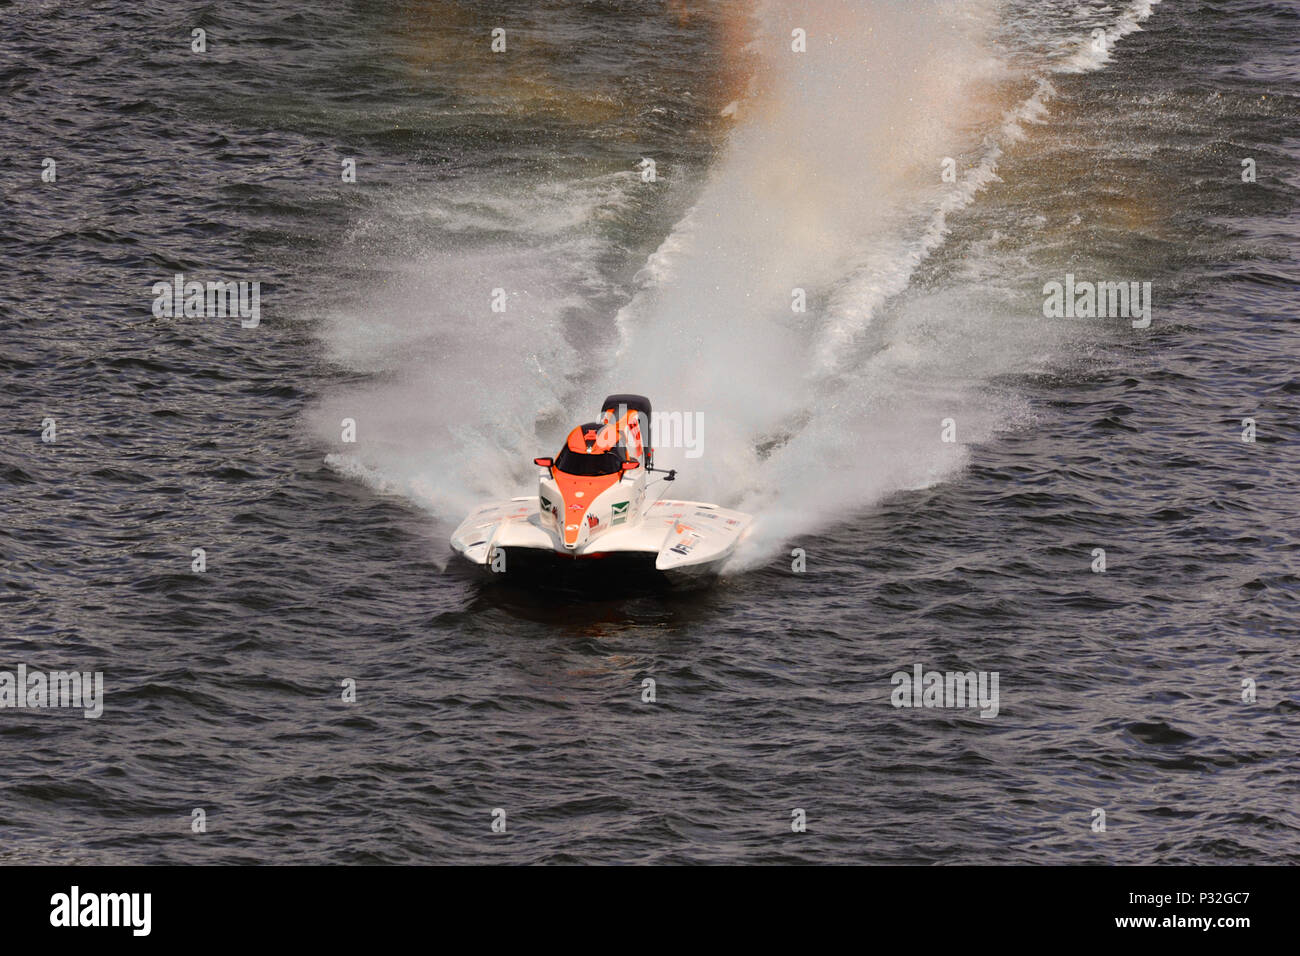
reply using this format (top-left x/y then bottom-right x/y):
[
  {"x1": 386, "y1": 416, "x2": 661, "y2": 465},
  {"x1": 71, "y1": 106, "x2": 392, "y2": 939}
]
[{"x1": 313, "y1": 0, "x2": 1166, "y2": 570}]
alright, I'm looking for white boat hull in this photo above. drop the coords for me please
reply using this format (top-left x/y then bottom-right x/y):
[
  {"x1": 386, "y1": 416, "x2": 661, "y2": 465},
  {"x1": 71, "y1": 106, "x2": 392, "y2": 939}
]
[{"x1": 450, "y1": 496, "x2": 752, "y2": 578}]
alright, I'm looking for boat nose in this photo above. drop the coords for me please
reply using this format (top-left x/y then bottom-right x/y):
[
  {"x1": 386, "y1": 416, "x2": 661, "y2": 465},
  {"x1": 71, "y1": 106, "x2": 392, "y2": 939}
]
[
  {"x1": 562, "y1": 488, "x2": 589, "y2": 549},
  {"x1": 563, "y1": 515, "x2": 584, "y2": 549}
]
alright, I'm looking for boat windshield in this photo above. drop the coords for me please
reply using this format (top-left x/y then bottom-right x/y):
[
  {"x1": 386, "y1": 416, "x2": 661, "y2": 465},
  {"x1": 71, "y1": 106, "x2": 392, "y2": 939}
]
[{"x1": 555, "y1": 448, "x2": 623, "y2": 477}]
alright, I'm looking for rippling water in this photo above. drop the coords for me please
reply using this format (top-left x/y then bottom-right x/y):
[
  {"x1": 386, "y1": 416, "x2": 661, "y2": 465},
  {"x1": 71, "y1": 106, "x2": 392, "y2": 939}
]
[{"x1": 1, "y1": 0, "x2": 1298, "y2": 864}]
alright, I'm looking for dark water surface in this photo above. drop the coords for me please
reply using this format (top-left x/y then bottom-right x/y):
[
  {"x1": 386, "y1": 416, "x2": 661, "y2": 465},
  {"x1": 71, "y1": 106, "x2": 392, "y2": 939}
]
[{"x1": 1, "y1": 0, "x2": 1298, "y2": 863}]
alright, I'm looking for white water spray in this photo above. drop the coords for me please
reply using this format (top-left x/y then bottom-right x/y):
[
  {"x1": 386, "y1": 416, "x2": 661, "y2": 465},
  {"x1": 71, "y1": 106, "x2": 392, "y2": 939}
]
[{"x1": 313, "y1": 0, "x2": 1166, "y2": 568}]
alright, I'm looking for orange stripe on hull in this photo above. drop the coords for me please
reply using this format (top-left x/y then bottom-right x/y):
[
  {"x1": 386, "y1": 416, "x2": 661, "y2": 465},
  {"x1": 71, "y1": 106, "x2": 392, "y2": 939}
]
[{"x1": 553, "y1": 470, "x2": 620, "y2": 546}]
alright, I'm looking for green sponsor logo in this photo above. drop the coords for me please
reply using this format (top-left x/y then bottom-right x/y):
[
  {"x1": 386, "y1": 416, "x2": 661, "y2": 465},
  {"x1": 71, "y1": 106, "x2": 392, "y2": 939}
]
[
  {"x1": 540, "y1": 495, "x2": 552, "y2": 514},
  {"x1": 611, "y1": 501, "x2": 629, "y2": 525}
]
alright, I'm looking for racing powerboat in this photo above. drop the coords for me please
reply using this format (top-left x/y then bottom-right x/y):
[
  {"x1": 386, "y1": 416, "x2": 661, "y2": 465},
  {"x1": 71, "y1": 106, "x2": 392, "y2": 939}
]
[{"x1": 450, "y1": 395, "x2": 752, "y2": 579}]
